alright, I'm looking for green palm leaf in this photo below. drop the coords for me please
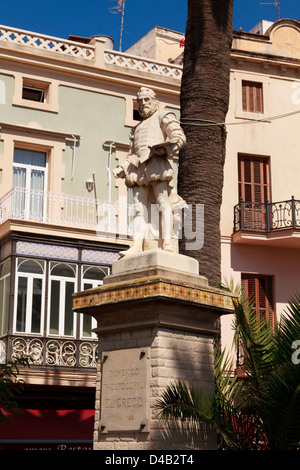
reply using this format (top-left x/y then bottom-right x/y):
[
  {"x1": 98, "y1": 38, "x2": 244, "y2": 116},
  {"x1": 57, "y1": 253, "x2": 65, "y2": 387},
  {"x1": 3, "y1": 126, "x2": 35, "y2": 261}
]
[{"x1": 156, "y1": 281, "x2": 300, "y2": 449}]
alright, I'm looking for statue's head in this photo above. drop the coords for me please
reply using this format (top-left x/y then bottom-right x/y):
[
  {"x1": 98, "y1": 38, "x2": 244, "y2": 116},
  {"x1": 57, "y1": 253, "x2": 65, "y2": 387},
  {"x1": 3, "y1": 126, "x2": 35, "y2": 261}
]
[{"x1": 136, "y1": 87, "x2": 159, "y2": 118}]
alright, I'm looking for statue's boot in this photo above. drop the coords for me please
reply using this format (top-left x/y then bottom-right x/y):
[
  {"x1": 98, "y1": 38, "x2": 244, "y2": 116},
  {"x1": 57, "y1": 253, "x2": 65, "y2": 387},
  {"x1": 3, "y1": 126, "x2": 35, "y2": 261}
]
[
  {"x1": 162, "y1": 240, "x2": 175, "y2": 253},
  {"x1": 119, "y1": 214, "x2": 146, "y2": 258},
  {"x1": 161, "y1": 205, "x2": 175, "y2": 253}
]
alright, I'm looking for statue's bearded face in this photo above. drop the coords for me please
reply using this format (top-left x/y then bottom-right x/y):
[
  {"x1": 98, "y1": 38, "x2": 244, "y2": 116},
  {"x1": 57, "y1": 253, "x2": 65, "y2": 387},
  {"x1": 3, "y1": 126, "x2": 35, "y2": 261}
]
[{"x1": 137, "y1": 95, "x2": 158, "y2": 118}]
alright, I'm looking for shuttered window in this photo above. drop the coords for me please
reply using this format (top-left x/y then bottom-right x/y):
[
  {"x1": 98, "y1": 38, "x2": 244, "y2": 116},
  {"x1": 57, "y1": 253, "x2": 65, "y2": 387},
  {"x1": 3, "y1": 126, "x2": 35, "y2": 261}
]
[
  {"x1": 242, "y1": 273, "x2": 275, "y2": 326},
  {"x1": 242, "y1": 81, "x2": 263, "y2": 113},
  {"x1": 238, "y1": 156, "x2": 270, "y2": 203}
]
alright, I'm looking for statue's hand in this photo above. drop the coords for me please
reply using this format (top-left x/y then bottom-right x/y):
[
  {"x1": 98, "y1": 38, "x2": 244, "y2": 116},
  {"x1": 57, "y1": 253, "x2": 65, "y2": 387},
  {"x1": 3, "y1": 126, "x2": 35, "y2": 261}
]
[
  {"x1": 169, "y1": 139, "x2": 180, "y2": 151},
  {"x1": 113, "y1": 166, "x2": 125, "y2": 178},
  {"x1": 151, "y1": 145, "x2": 167, "y2": 156}
]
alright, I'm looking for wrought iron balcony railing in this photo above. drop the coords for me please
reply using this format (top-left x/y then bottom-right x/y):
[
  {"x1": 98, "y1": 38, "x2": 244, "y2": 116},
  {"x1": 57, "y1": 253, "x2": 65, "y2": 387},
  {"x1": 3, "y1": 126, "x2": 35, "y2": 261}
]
[
  {"x1": 234, "y1": 197, "x2": 300, "y2": 232},
  {"x1": 0, "y1": 187, "x2": 134, "y2": 237},
  {"x1": 0, "y1": 334, "x2": 98, "y2": 369}
]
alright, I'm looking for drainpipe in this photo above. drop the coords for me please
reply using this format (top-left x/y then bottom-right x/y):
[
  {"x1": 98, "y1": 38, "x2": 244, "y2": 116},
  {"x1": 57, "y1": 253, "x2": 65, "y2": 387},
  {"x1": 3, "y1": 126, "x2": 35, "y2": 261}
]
[
  {"x1": 92, "y1": 171, "x2": 99, "y2": 225},
  {"x1": 107, "y1": 141, "x2": 114, "y2": 203},
  {"x1": 71, "y1": 135, "x2": 77, "y2": 180}
]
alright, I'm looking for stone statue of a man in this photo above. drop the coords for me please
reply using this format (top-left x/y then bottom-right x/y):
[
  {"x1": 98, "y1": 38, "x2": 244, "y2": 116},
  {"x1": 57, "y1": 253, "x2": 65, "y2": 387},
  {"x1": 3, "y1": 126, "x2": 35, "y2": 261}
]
[{"x1": 114, "y1": 87, "x2": 186, "y2": 257}]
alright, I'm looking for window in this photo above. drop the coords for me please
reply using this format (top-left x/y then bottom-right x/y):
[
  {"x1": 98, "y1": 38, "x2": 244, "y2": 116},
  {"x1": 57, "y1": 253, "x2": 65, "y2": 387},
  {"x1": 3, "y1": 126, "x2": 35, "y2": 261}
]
[
  {"x1": 80, "y1": 265, "x2": 109, "y2": 338},
  {"x1": 238, "y1": 155, "x2": 270, "y2": 230},
  {"x1": 242, "y1": 273, "x2": 275, "y2": 326},
  {"x1": 22, "y1": 79, "x2": 49, "y2": 103},
  {"x1": 12, "y1": 75, "x2": 58, "y2": 113},
  {"x1": 242, "y1": 81, "x2": 263, "y2": 113},
  {"x1": 14, "y1": 259, "x2": 45, "y2": 334},
  {"x1": 22, "y1": 85, "x2": 46, "y2": 103},
  {"x1": 12, "y1": 148, "x2": 47, "y2": 221},
  {"x1": 48, "y1": 262, "x2": 77, "y2": 337},
  {"x1": 0, "y1": 260, "x2": 11, "y2": 336},
  {"x1": 238, "y1": 156, "x2": 270, "y2": 203},
  {"x1": 133, "y1": 100, "x2": 142, "y2": 121}
]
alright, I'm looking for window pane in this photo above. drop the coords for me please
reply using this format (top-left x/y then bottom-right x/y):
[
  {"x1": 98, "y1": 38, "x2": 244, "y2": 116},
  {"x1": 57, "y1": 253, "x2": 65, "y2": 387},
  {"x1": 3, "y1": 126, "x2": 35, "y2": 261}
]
[
  {"x1": 31, "y1": 278, "x2": 42, "y2": 334},
  {"x1": 0, "y1": 260, "x2": 11, "y2": 277},
  {"x1": 30, "y1": 169, "x2": 45, "y2": 220},
  {"x1": 0, "y1": 280, "x2": 10, "y2": 336},
  {"x1": 12, "y1": 167, "x2": 26, "y2": 215},
  {"x1": 0, "y1": 280, "x2": 4, "y2": 335},
  {"x1": 16, "y1": 276, "x2": 27, "y2": 332},
  {"x1": 22, "y1": 86, "x2": 45, "y2": 102},
  {"x1": 83, "y1": 266, "x2": 107, "y2": 281},
  {"x1": 18, "y1": 259, "x2": 44, "y2": 274},
  {"x1": 82, "y1": 314, "x2": 92, "y2": 338},
  {"x1": 3, "y1": 277, "x2": 9, "y2": 334},
  {"x1": 50, "y1": 280, "x2": 60, "y2": 335},
  {"x1": 14, "y1": 149, "x2": 46, "y2": 167},
  {"x1": 64, "y1": 282, "x2": 75, "y2": 336},
  {"x1": 82, "y1": 283, "x2": 93, "y2": 337},
  {"x1": 51, "y1": 263, "x2": 76, "y2": 277},
  {"x1": 13, "y1": 166, "x2": 26, "y2": 188}
]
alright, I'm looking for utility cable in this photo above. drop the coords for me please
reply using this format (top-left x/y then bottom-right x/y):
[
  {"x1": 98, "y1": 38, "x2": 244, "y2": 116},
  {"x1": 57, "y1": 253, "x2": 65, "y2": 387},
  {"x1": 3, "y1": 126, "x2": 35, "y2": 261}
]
[{"x1": 180, "y1": 108, "x2": 300, "y2": 127}]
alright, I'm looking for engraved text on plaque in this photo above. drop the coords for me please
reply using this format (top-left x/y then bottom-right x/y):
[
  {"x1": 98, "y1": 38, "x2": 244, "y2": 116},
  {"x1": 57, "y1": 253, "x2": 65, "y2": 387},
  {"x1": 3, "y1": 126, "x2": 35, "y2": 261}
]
[{"x1": 100, "y1": 347, "x2": 150, "y2": 432}]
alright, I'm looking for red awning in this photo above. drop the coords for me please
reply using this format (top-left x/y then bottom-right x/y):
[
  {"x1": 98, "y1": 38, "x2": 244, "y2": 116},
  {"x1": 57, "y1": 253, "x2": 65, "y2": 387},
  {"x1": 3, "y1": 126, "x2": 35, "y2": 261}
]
[{"x1": 0, "y1": 409, "x2": 94, "y2": 450}]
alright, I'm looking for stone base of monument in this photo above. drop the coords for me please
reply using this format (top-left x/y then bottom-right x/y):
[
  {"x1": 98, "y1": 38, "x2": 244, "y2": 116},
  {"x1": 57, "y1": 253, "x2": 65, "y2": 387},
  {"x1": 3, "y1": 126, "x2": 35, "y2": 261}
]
[{"x1": 73, "y1": 249, "x2": 235, "y2": 451}]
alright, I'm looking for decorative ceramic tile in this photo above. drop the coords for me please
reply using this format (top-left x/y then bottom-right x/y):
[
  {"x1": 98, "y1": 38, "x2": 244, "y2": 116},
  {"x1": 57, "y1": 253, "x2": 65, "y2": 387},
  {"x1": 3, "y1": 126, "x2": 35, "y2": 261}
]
[
  {"x1": 82, "y1": 249, "x2": 119, "y2": 264},
  {"x1": 73, "y1": 280, "x2": 235, "y2": 312},
  {"x1": 16, "y1": 241, "x2": 78, "y2": 260}
]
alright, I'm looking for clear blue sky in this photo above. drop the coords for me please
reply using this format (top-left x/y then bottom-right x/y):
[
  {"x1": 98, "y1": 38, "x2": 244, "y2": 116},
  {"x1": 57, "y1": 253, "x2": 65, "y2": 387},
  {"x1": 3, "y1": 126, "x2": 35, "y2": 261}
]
[{"x1": 0, "y1": 0, "x2": 299, "y2": 51}]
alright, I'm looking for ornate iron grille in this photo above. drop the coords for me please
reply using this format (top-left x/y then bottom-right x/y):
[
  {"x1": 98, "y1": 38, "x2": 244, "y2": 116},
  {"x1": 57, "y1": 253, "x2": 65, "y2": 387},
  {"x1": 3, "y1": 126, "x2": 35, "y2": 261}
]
[
  {"x1": 234, "y1": 197, "x2": 300, "y2": 232},
  {"x1": 2, "y1": 335, "x2": 98, "y2": 369}
]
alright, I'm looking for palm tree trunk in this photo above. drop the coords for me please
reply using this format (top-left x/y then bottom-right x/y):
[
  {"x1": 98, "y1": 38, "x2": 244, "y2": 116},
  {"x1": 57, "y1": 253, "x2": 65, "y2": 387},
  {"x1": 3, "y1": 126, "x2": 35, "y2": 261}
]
[{"x1": 179, "y1": 0, "x2": 234, "y2": 284}]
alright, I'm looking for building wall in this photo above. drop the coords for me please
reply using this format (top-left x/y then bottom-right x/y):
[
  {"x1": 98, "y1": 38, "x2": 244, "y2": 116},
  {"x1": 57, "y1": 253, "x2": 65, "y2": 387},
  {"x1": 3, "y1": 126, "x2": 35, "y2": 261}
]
[
  {"x1": 220, "y1": 19, "x2": 300, "y2": 355},
  {"x1": 1, "y1": 18, "x2": 300, "y2": 372}
]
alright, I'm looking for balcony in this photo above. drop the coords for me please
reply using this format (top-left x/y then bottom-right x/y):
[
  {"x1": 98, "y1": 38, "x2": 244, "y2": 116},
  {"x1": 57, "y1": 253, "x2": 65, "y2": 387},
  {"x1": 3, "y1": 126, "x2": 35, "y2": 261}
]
[
  {"x1": 0, "y1": 334, "x2": 98, "y2": 369},
  {"x1": 233, "y1": 197, "x2": 300, "y2": 247},
  {"x1": 0, "y1": 187, "x2": 133, "y2": 238}
]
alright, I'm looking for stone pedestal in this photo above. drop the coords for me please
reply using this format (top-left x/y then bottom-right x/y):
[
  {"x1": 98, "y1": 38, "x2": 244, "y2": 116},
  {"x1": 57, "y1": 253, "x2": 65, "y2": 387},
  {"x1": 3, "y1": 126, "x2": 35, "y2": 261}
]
[{"x1": 73, "y1": 250, "x2": 235, "y2": 450}]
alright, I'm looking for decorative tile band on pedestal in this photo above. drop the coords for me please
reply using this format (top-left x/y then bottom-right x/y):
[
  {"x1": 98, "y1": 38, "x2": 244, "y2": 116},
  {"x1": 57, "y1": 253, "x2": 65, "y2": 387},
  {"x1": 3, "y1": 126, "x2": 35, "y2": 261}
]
[{"x1": 73, "y1": 278, "x2": 235, "y2": 312}]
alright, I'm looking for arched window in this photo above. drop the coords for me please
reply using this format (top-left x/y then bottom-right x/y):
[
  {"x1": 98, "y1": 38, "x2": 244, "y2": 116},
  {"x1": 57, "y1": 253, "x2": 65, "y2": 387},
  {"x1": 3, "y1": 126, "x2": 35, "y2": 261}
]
[
  {"x1": 80, "y1": 265, "x2": 109, "y2": 338},
  {"x1": 48, "y1": 262, "x2": 76, "y2": 337},
  {"x1": 14, "y1": 258, "x2": 45, "y2": 334}
]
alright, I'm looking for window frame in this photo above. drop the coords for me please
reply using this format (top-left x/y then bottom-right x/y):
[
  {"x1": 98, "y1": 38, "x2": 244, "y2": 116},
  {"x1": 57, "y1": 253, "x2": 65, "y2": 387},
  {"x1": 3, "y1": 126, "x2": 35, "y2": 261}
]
[
  {"x1": 13, "y1": 258, "x2": 46, "y2": 335},
  {"x1": 238, "y1": 154, "x2": 271, "y2": 204},
  {"x1": 80, "y1": 265, "x2": 109, "y2": 339},
  {"x1": 12, "y1": 147, "x2": 48, "y2": 221},
  {"x1": 12, "y1": 74, "x2": 59, "y2": 113},
  {"x1": 47, "y1": 262, "x2": 77, "y2": 338},
  {"x1": 241, "y1": 273, "x2": 275, "y2": 327},
  {"x1": 242, "y1": 80, "x2": 264, "y2": 114},
  {"x1": 234, "y1": 74, "x2": 270, "y2": 121},
  {"x1": 0, "y1": 259, "x2": 11, "y2": 336},
  {"x1": 22, "y1": 84, "x2": 47, "y2": 103}
]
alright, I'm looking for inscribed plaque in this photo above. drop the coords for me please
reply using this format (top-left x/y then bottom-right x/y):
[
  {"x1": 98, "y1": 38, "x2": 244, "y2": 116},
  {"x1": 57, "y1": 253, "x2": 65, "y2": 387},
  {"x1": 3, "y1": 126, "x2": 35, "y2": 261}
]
[{"x1": 100, "y1": 347, "x2": 150, "y2": 432}]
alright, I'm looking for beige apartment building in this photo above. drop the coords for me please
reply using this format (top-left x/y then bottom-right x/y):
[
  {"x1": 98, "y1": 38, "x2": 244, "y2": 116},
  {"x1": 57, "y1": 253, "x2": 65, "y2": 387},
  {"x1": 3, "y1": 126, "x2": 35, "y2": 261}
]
[{"x1": 0, "y1": 17, "x2": 299, "y2": 448}]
